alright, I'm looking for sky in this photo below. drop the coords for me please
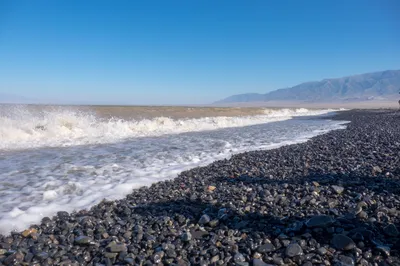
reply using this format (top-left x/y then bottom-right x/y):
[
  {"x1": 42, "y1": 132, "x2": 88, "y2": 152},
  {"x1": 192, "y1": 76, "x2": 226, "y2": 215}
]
[{"x1": 0, "y1": 0, "x2": 399, "y2": 105}]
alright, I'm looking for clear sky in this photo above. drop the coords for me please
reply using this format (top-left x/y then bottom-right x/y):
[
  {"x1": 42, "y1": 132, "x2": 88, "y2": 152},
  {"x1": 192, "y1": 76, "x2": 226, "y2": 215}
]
[{"x1": 0, "y1": 0, "x2": 399, "y2": 105}]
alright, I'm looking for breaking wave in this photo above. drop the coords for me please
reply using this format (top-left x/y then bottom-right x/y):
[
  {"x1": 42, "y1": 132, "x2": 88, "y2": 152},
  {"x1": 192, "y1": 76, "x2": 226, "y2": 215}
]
[{"x1": 0, "y1": 106, "x2": 339, "y2": 150}]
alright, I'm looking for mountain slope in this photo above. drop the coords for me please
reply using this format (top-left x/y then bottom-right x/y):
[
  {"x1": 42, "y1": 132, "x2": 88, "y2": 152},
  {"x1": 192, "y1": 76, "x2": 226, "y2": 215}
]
[
  {"x1": 0, "y1": 93, "x2": 38, "y2": 104},
  {"x1": 216, "y1": 70, "x2": 400, "y2": 103}
]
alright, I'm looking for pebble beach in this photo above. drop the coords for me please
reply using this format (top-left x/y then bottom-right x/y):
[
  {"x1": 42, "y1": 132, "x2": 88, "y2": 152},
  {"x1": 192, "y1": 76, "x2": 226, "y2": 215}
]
[{"x1": 1, "y1": 109, "x2": 400, "y2": 266}]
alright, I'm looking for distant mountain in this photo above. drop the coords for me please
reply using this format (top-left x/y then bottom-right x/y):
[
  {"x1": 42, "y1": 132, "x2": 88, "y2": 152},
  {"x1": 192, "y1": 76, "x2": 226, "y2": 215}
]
[
  {"x1": 0, "y1": 93, "x2": 37, "y2": 104},
  {"x1": 216, "y1": 70, "x2": 400, "y2": 104}
]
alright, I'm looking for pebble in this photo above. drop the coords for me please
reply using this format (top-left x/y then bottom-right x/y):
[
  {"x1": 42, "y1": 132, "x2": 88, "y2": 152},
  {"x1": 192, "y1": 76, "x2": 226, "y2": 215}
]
[
  {"x1": 74, "y1": 236, "x2": 94, "y2": 245},
  {"x1": 285, "y1": 243, "x2": 303, "y2": 257},
  {"x1": 257, "y1": 243, "x2": 275, "y2": 253},
  {"x1": 198, "y1": 214, "x2": 211, "y2": 224},
  {"x1": 331, "y1": 234, "x2": 356, "y2": 250},
  {"x1": 383, "y1": 223, "x2": 399, "y2": 237},
  {"x1": 331, "y1": 185, "x2": 344, "y2": 194},
  {"x1": 305, "y1": 215, "x2": 334, "y2": 228},
  {"x1": 336, "y1": 255, "x2": 354, "y2": 266},
  {"x1": 21, "y1": 228, "x2": 38, "y2": 238},
  {"x1": 0, "y1": 110, "x2": 399, "y2": 266}
]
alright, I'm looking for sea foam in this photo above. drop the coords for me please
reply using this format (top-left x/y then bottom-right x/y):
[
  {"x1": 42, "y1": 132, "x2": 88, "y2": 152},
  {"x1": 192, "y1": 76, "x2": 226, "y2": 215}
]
[{"x1": 0, "y1": 107, "x2": 338, "y2": 150}]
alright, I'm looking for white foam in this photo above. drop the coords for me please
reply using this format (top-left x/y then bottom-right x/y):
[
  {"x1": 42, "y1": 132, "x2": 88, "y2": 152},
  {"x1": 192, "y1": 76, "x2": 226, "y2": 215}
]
[
  {"x1": 0, "y1": 107, "x2": 339, "y2": 150},
  {"x1": 0, "y1": 116, "x2": 348, "y2": 234}
]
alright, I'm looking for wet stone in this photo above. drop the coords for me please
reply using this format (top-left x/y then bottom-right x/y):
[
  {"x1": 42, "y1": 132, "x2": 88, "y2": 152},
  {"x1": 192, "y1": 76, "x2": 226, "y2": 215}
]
[
  {"x1": 305, "y1": 215, "x2": 334, "y2": 228},
  {"x1": 21, "y1": 228, "x2": 38, "y2": 238},
  {"x1": 74, "y1": 236, "x2": 94, "y2": 245},
  {"x1": 336, "y1": 255, "x2": 354, "y2": 266},
  {"x1": 285, "y1": 243, "x2": 303, "y2": 257},
  {"x1": 198, "y1": 214, "x2": 211, "y2": 225},
  {"x1": 375, "y1": 245, "x2": 390, "y2": 257},
  {"x1": 35, "y1": 251, "x2": 49, "y2": 261},
  {"x1": 317, "y1": 247, "x2": 327, "y2": 255},
  {"x1": 331, "y1": 185, "x2": 344, "y2": 194},
  {"x1": 181, "y1": 231, "x2": 192, "y2": 242},
  {"x1": 331, "y1": 234, "x2": 356, "y2": 250},
  {"x1": 233, "y1": 252, "x2": 246, "y2": 264},
  {"x1": 106, "y1": 242, "x2": 127, "y2": 253},
  {"x1": 3, "y1": 252, "x2": 24, "y2": 265},
  {"x1": 104, "y1": 252, "x2": 118, "y2": 258},
  {"x1": 257, "y1": 243, "x2": 275, "y2": 253},
  {"x1": 252, "y1": 258, "x2": 272, "y2": 266},
  {"x1": 383, "y1": 223, "x2": 399, "y2": 237}
]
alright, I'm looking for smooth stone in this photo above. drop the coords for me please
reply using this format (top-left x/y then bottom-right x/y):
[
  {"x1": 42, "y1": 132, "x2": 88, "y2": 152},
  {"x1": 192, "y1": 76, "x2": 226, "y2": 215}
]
[
  {"x1": 21, "y1": 228, "x2": 38, "y2": 238},
  {"x1": 211, "y1": 255, "x2": 220, "y2": 263},
  {"x1": 252, "y1": 258, "x2": 273, "y2": 266},
  {"x1": 181, "y1": 231, "x2": 192, "y2": 242},
  {"x1": 257, "y1": 243, "x2": 275, "y2": 253},
  {"x1": 336, "y1": 255, "x2": 354, "y2": 266},
  {"x1": 198, "y1": 214, "x2": 211, "y2": 225},
  {"x1": 107, "y1": 242, "x2": 127, "y2": 253},
  {"x1": 373, "y1": 166, "x2": 382, "y2": 173},
  {"x1": 383, "y1": 223, "x2": 399, "y2": 237},
  {"x1": 285, "y1": 243, "x2": 303, "y2": 257},
  {"x1": 104, "y1": 252, "x2": 118, "y2": 258},
  {"x1": 233, "y1": 252, "x2": 246, "y2": 263},
  {"x1": 375, "y1": 245, "x2": 390, "y2": 256},
  {"x1": 305, "y1": 215, "x2": 334, "y2": 228},
  {"x1": 331, "y1": 185, "x2": 344, "y2": 194},
  {"x1": 35, "y1": 252, "x2": 49, "y2": 261},
  {"x1": 3, "y1": 252, "x2": 24, "y2": 265},
  {"x1": 74, "y1": 236, "x2": 93, "y2": 245},
  {"x1": 331, "y1": 234, "x2": 356, "y2": 250},
  {"x1": 317, "y1": 247, "x2": 327, "y2": 255},
  {"x1": 209, "y1": 219, "x2": 219, "y2": 227}
]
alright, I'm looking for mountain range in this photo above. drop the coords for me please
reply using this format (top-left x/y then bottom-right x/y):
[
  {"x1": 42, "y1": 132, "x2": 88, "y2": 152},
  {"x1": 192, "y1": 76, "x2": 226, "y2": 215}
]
[
  {"x1": 216, "y1": 70, "x2": 400, "y2": 104},
  {"x1": 0, "y1": 93, "x2": 37, "y2": 104}
]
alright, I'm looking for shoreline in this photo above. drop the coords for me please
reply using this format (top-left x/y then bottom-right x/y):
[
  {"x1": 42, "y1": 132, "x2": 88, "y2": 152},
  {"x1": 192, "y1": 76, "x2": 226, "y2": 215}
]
[{"x1": 1, "y1": 109, "x2": 399, "y2": 265}]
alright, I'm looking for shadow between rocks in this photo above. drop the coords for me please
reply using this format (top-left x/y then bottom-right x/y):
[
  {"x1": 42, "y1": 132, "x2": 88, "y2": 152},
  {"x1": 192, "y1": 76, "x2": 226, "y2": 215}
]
[{"x1": 124, "y1": 171, "x2": 400, "y2": 265}]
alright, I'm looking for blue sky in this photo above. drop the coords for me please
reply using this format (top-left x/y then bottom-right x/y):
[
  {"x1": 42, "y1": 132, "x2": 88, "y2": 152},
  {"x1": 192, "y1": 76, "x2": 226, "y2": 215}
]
[{"x1": 0, "y1": 0, "x2": 399, "y2": 105}]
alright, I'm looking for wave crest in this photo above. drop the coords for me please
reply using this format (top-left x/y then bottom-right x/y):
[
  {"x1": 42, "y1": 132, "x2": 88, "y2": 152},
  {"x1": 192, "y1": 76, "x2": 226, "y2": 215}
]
[{"x1": 0, "y1": 106, "x2": 338, "y2": 150}]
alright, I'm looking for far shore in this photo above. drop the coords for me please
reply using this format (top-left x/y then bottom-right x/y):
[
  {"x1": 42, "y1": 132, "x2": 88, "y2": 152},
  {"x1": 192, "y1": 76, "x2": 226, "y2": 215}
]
[{"x1": 211, "y1": 100, "x2": 400, "y2": 109}]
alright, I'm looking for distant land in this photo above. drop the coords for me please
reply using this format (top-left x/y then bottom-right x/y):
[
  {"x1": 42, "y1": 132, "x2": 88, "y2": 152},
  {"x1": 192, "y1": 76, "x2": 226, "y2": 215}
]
[
  {"x1": 0, "y1": 93, "x2": 38, "y2": 104},
  {"x1": 215, "y1": 70, "x2": 400, "y2": 108}
]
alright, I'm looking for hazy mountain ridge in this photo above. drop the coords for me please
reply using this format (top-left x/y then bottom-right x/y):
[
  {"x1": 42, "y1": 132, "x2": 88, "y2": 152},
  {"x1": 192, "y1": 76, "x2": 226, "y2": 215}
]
[
  {"x1": 216, "y1": 70, "x2": 400, "y2": 103},
  {"x1": 0, "y1": 93, "x2": 38, "y2": 104}
]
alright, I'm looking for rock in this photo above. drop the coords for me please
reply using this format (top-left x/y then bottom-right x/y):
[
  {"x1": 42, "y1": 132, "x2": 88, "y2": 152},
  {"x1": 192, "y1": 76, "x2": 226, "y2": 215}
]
[
  {"x1": 331, "y1": 185, "x2": 345, "y2": 194},
  {"x1": 35, "y1": 252, "x2": 49, "y2": 261},
  {"x1": 104, "y1": 252, "x2": 118, "y2": 258},
  {"x1": 383, "y1": 223, "x2": 399, "y2": 237},
  {"x1": 211, "y1": 255, "x2": 219, "y2": 263},
  {"x1": 252, "y1": 258, "x2": 272, "y2": 266},
  {"x1": 375, "y1": 245, "x2": 390, "y2": 256},
  {"x1": 257, "y1": 242, "x2": 275, "y2": 253},
  {"x1": 21, "y1": 228, "x2": 38, "y2": 237},
  {"x1": 74, "y1": 236, "x2": 94, "y2": 245},
  {"x1": 331, "y1": 234, "x2": 356, "y2": 250},
  {"x1": 3, "y1": 252, "x2": 24, "y2": 265},
  {"x1": 106, "y1": 241, "x2": 127, "y2": 253},
  {"x1": 373, "y1": 166, "x2": 382, "y2": 173},
  {"x1": 181, "y1": 231, "x2": 192, "y2": 242},
  {"x1": 335, "y1": 255, "x2": 354, "y2": 266},
  {"x1": 198, "y1": 214, "x2": 211, "y2": 225},
  {"x1": 285, "y1": 243, "x2": 303, "y2": 257},
  {"x1": 305, "y1": 215, "x2": 334, "y2": 228},
  {"x1": 317, "y1": 247, "x2": 327, "y2": 255},
  {"x1": 209, "y1": 219, "x2": 219, "y2": 227},
  {"x1": 233, "y1": 252, "x2": 246, "y2": 264},
  {"x1": 207, "y1": 185, "x2": 216, "y2": 191}
]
